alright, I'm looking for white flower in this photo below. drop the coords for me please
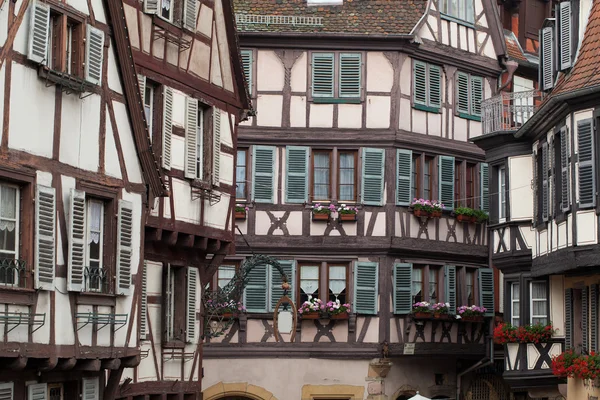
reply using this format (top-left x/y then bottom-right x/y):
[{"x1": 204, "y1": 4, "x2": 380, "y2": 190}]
[
  {"x1": 445, "y1": 302, "x2": 450, "y2": 307},
  {"x1": 455, "y1": 315, "x2": 462, "y2": 319}
]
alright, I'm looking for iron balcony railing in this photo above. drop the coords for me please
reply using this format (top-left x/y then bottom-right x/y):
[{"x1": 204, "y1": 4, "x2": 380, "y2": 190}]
[
  {"x1": 83, "y1": 266, "x2": 112, "y2": 294},
  {"x1": 481, "y1": 90, "x2": 543, "y2": 135},
  {"x1": 0, "y1": 258, "x2": 27, "y2": 288}
]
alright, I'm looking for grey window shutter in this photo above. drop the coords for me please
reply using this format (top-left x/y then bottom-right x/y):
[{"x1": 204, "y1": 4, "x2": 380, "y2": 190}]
[
  {"x1": 396, "y1": 149, "x2": 413, "y2": 206},
  {"x1": 583, "y1": 286, "x2": 589, "y2": 352},
  {"x1": 541, "y1": 27, "x2": 555, "y2": 91},
  {"x1": 470, "y1": 76, "x2": 483, "y2": 116},
  {"x1": 84, "y1": 25, "x2": 105, "y2": 85},
  {"x1": 27, "y1": 383, "x2": 46, "y2": 400},
  {"x1": 428, "y1": 64, "x2": 442, "y2": 109},
  {"x1": 354, "y1": 262, "x2": 379, "y2": 315},
  {"x1": 162, "y1": 86, "x2": 173, "y2": 170},
  {"x1": 480, "y1": 163, "x2": 489, "y2": 212},
  {"x1": 478, "y1": 268, "x2": 494, "y2": 316},
  {"x1": 439, "y1": 155, "x2": 455, "y2": 209},
  {"x1": 183, "y1": 0, "x2": 197, "y2": 31},
  {"x1": 184, "y1": 97, "x2": 198, "y2": 179},
  {"x1": 578, "y1": 118, "x2": 595, "y2": 207},
  {"x1": 27, "y1": 0, "x2": 50, "y2": 63},
  {"x1": 138, "y1": 74, "x2": 146, "y2": 103},
  {"x1": 35, "y1": 185, "x2": 55, "y2": 291},
  {"x1": 413, "y1": 61, "x2": 427, "y2": 106},
  {"x1": 560, "y1": 127, "x2": 570, "y2": 212},
  {"x1": 68, "y1": 189, "x2": 86, "y2": 292},
  {"x1": 82, "y1": 377, "x2": 99, "y2": 400},
  {"x1": 559, "y1": 1, "x2": 572, "y2": 70},
  {"x1": 457, "y1": 72, "x2": 470, "y2": 114},
  {"x1": 312, "y1": 53, "x2": 334, "y2": 98},
  {"x1": 361, "y1": 148, "x2": 385, "y2": 206},
  {"x1": 339, "y1": 53, "x2": 361, "y2": 98},
  {"x1": 533, "y1": 151, "x2": 539, "y2": 224},
  {"x1": 212, "y1": 108, "x2": 222, "y2": 186},
  {"x1": 542, "y1": 142, "x2": 549, "y2": 220},
  {"x1": 241, "y1": 49, "x2": 253, "y2": 93},
  {"x1": 0, "y1": 383, "x2": 13, "y2": 400},
  {"x1": 116, "y1": 200, "x2": 133, "y2": 295},
  {"x1": 393, "y1": 263, "x2": 412, "y2": 314},
  {"x1": 270, "y1": 260, "x2": 295, "y2": 311},
  {"x1": 285, "y1": 146, "x2": 309, "y2": 203},
  {"x1": 140, "y1": 261, "x2": 148, "y2": 340},
  {"x1": 143, "y1": 0, "x2": 159, "y2": 14},
  {"x1": 244, "y1": 263, "x2": 268, "y2": 312},
  {"x1": 252, "y1": 146, "x2": 276, "y2": 203},
  {"x1": 445, "y1": 265, "x2": 456, "y2": 315},
  {"x1": 186, "y1": 267, "x2": 198, "y2": 343},
  {"x1": 591, "y1": 284, "x2": 598, "y2": 352},
  {"x1": 565, "y1": 288, "x2": 573, "y2": 349}
]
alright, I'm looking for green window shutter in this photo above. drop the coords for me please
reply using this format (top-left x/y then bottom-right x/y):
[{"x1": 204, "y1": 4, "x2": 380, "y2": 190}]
[
  {"x1": 241, "y1": 49, "x2": 253, "y2": 94},
  {"x1": 565, "y1": 288, "x2": 573, "y2": 349},
  {"x1": 285, "y1": 146, "x2": 309, "y2": 203},
  {"x1": 478, "y1": 268, "x2": 494, "y2": 317},
  {"x1": 470, "y1": 76, "x2": 483, "y2": 116},
  {"x1": 578, "y1": 118, "x2": 595, "y2": 208},
  {"x1": 339, "y1": 53, "x2": 361, "y2": 98},
  {"x1": 428, "y1": 64, "x2": 442, "y2": 109},
  {"x1": 270, "y1": 260, "x2": 295, "y2": 311},
  {"x1": 354, "y1": 262, "x2": 379, "y2": 315},
  {"x1": 244, "y1": 263, "x2": 268, "y2": 312},
  {"x1": 393, "y1": 263, "x2": 412, "y2": 314},
  {"x1": 361, "y1": 148, "x2": 385, "y2": 206},
  {"x1": 413, "y1": 61, "x2": 427, "y2": 105},
  {"x1": 438, "y1": 156, "x2": 455, "y2": 209},
  {"x1": 480, "y1": 163, "x2": 489, "y2": 212},
  {"x1": 457, "y1": 72, "x2": 470, "y2": 115},
  {"x1": 444, "y1": 265, "x2": 456, "y2": 315},
  {"x1": 252, "y1": 146, "x2": 276, "y2": 203},
  {"x1": 312, "y1": 53, "x2": 334, "y2": 98},
  {"x1": 396, "y1": 149, "x2": 413, "y2": 206}
]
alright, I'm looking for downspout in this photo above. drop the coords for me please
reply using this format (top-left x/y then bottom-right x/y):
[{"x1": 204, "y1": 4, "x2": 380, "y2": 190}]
[
  {"x1": 497, "y1": 59, "x2": 519, "y2": 93},
  {"x1": 456, "y1": 334, "x2": 494, "y2": 400}
]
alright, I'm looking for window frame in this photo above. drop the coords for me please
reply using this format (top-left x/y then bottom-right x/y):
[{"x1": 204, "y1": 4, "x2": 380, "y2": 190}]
[
  {"x1": 325, "y1": 263, "x2": 349, "y2": 305},
  {"x1": 159, "y1": 0, "x2": 174, "y2": 22},
  {"x1": 412, "y1": 59, "x2": 443, "y2": 113},
  {"x1": 510, "y1": 282, "x2": 520, "y2": 326},
  {"x1": 84, "y1": 198, "x2": 104, "y2": 292},
  {"x1": 498, "y1": 166, "x2": 506, "y2": 222},
  {"x1": 217, "y1": 262, "x2": 239, "y2": 290},
  {"x1": 310, "y1": 150, "x2": 333, "y2": 203},
  {"x1": 337, "y1": 150, "x2": 358, "y2": 203},
  {"x1": 46, "y1": 10, "x2": 85, "y2": 77},
  {"x1": 466, "y1": 163, "x2": 476, "y2": 208},
  {"x1": 439, "y1": 0, "x2": 475, "y2": 25},
  {"x1": 412, "y1": 264, "x2": 442, "y2": 304},
  {"x1": 0, "y1": 182, "x2": 21, "y2": 287},
  {"x1": 163, "y1": 264, "x2": 188, "y2": 347},
  {"x1": 456, "y1": 72, "x2": 483, "y2": 121},
  {"x1": 530, "y1": 280, "x2": 549, "y2": 325},
  {"x1": 309, "y1": 51, "x2": 365, "y2": 103},
  {"x1": 236, "y1": 148, "x2": 249, "y2": 201},
  {"x1": 297, "y1": 262, "x2": 322, "y2": 305}
]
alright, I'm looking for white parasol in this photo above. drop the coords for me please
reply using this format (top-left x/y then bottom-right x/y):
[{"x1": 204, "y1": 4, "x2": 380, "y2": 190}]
[{"x1": 408, "y1": 392, "x2": 432, "y2": 400}]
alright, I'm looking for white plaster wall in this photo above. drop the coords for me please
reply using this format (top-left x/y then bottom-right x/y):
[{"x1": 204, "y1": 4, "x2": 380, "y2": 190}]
[
  {"x1": 290, "y1": 52, "x2": 308, "y2": 93},
  {"x1": 220, "y1": 153, "x2": 234, "y2": 186},
  {"x1": 441, "y1": 20, "x2": 450, "y2": 46},
  {"x1": 104, "y1": 109, "x2": 123, "y2": 179},
  {"x1": 399, "y1": 98, "x2": 411, "y2": 132},
  {"x1": 509, "y1": 155, "x2": 534, "y2": 220},
  {"x1": 366, "y1": 96, "x2": 390, "y2": 129},
  {"x1": 257, "y1": 50, "x2": 285, "y2": 92},
  {"x1": 32, "y1": 292, "x2": 51, "y2": 343},
  {"x1": 171, "y1": 135, "x2": 185, "y2": 171},
  {"x1": 366, "y1": 52, "x2": 393, "y2": 93},
  {"x1": 338, "y1": 104, "x2": 362, "y2": 129},
  {"x1": 210, "y1": 32, "x2": 223, "y2": 87},
  {"x1": 576, "y1": 210, "x2": 597, "y2": 245},
  {"x1": 399, "y1": 57, "x2": 411, "y2": 97},
  {"x1": 198, "y1": 4, "x2": 213, "y2": 38},
  {"x1": 204, "y1": 193, "x2": 230, "y2": 229},
  {"x1": 454, "y1": 117, "x2": 467, "y2": 141},
  {"x1": 13, "y1": 0, "x2": 30, "y2": 55},
  {"x1": 220, "y1": 111, "x2": 234, "y2": 147},
  {"x1": 114, "y1": 101, "x2": 144, "y2": 183},
  {"x1": 428, "y1": 112, "x2": 441, "y2": 137},
  {"x1": 66, "y1": 0, "x2": 90, "y2": 16},
  {"x1": 107, "y1": 44, "x2": 123, "y2": 95},
  {"x1": 0, "y1": 1, "x2": 9, "y2": 47},
  {"x1": 172, "y1": 178, "x2": 201, "y2": 224},
  {"x1": 413, "y1": 110, "x2": 427, "y2": 135},
  {"x1": 309, "y1": 104, "x2": 334, "y2": 128},
  {"x1": 256, "y1": 95, "x2": 283, "y2": 127},
  {"x1": 189, "y1": 41, "x2": 211, "y2": 80},
  {"x1": 290, "y1": 96, "x2": 307, "y2": 127},
  {"x1": 213, "y1": 0, "x2": 234, "y2": 92},
  {"x1": 550, "y1": 275, "x2": 565, "y2": 337},
  {"x1": 124, "y1": 5, "x2": 140, "y2": 50}
]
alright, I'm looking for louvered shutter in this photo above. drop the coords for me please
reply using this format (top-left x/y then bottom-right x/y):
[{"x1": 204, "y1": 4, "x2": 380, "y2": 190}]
[
  {"x1": 583, "y1": 286, "x2": 589, "y2": 352},
  {"x1": 480, "y1": 163, "x2": 489, "y2": 212},
  {"x1": 212, "y1": 108, "x2": 221, "y2": 186},
  {"x1": 591, "y1": 284, "x2": 598, "y2": 352},
  {"x1": 116, "y1": 200, "x2": 133, "y2": 295},
  {"x1": 565, "y1": 288, "x2": 573, "y2": 349},
  {"x1": 0, "y1": 383, "x2": 13, "y2": 400},
  {"x1": 137, "y1": 74, "x2": 146, "y2": 100},
  {"x1": 140, "y1": 261, "x2": 148, "y2": 340},
  {"x1": 68, "y1": 189, "x2": 86, "y2": 292},
  {"x1": 478, "y1": 268, "x2": 494, "y2": 316},
  {"x1": 457, "y1": 72, "x2": 470, "y2": 114},
  {"x1": 339, "y1": 53, "x2": 361, "y2": 98},
  {"x1": 578, "y1": 118, "x2": 595, "y2": 207},
  {"x1": 35, "y1": 185, "x2": 55, "y2": 291},
  {"x1": 84, "y1": 25, "x2": 104, "y2": 85},
  {"x1": 186, "y1": 267, "x2": 198, "y2": 342},
  {"x1": 183, "y1": 0, "x2": 197, "y2": 31},
  {"x1": 541, "y1": 27, "x2": 555, "y2": 91},
  {"x1": 439, "y1": 156, "x2": 455, "y2": 209},
  {"x1": 162, "y1": 86, "x2": 173, "y2": 170},
  {"x1": 559, "y1": 1, "x2": 572, "y2": 70},
  {"x1": 285, "y1": 146, "x2": 309, "y2": 203},
  {"x1": 413, "y1": 61, "x2": 427, "y2": 105},
  {"x1": 396, "y1": 149, "x2": 413, "y2": 206},
  {"x1": 560, "y1": 127, "x2": 570, "y2": 212},
  {"x1": 27, "y1": 383, "x2": 46, "y2": 400},
  {"x1": 533, "y1": 152, "x2": 539, "y2": 224},
  {"x1": 184, "y1": 97, "x2": 198, "y2": 179},
  {"x1": 241, "y1": 49, "x2": 253, "y2": 93},
  {"x1": 361, "y1": 148, "x2": 385, "y2": 206},
  {"x1": 354, "y1": 262, "x2": 379, "y2": 315},
  {"x1": 244, "y1": 263, "x2": 268, "y2": 312},
  {"x1": 445, "y1": 265, "x2": 456, "y2": 315},
  {"x1": 143, "y1": 0, "x2": 158, "y2": 14},
  {"x1": 542, "y1": 143, "x2": 549, "y2": 220},
  {"x1": 428, "y1": 64, "x2": 442, "y2": 109},
  {"x1": 27, "y1": 0, "x2": 50, "y2": 64},
  {"x1": 270, "y1": 260, "x2": 295, "y2": 311},
  {"x1": 82, "y1": 377, "x2": 99, "y2": 400},
  {"x1": 470, "y1": 76, "x2": 483, "y2": 116},
  {"x1": 252, "y1": 146, "x2": 276, "y2": 203},
  {"x1": 393, "y1": 263, "x2": 412, "y2": 314},
  {"x1": 312, "y1": 53, "x2": 334, "y2": 98}
]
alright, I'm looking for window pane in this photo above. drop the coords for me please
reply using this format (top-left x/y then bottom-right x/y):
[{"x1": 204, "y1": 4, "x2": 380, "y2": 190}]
[
  {"x1": 218, "y1": 265, "x2": 236, "y2": 289},
  {"x1": 429, "y1": 269, "x2": 438, "y2": 303},
  {"x1": 412, "y1": 268, "x2": 423, "y2": 303},
  {"x1": 466, "y1": 164, "x2": 475, "y2": 208},
  {"x1": 339, "y1": 153, "x2": 355, "y2": 201},
  {"x1": 313, "y1": 152, "x2": 330, "y2": 200},
  {"x1": 466, "y1": 271, "x2": 474, "y2": 305},
  {"x1": 300, "y1": 265, "x2": 319, "y2": 303},
  {"x1": 236, "y1": 150, "x2": 247, "y2": 199},
  {"x1": 424, "y1": 159, "x2": 432, "y2": 199},
  {"x1": 531, "y1": 282, "x2": 546, "y2": 298},
  {"x1": 161, "y1": 0, "x2": 171, "y2": 19},
  {"x1": 329, "y1": 265, "x2": 346, "y2": 303}
]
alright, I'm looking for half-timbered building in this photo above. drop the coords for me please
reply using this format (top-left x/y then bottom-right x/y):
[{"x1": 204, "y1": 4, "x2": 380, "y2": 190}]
[{"x1": 202, "y1": 1, "x2": 509, "y2": 399}]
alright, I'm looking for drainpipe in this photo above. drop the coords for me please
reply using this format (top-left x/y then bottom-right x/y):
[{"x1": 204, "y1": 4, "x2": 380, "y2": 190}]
[
  {"x1": 497, "y1": 59, "x2": 519, "y2": 93},
  {"x1": 456, "y1": 335, "x2": 494, "y2": 400}
]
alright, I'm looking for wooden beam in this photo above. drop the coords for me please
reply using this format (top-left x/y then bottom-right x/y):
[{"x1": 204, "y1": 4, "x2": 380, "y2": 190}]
[
  {"x1": 165, "y1": 231, "x2": 178, "y2": 246},
  {"x1": 3, "y1": 357, "x2": 27, "y2": 370},
  {"x1": 101, "y1": 358, "x2": 122, "y2": 370},
  {"x1": 38, "y1": 356, "x2": 58, "y2": 371},
  {"x1": 76, "y1": 359, "x2": 101, "y2": 371},
  {"x1": 104, "y1": 367, "x2": 124, "y2": 400},
  {"x1": 121, "y1": 354, "x2": 141, "y2": 368},
  {"x1": 146, "y1": 227, "x2": 163, "y2": 242},
  {"x1": 177, "y1": 234, "x2": 194, "y2": 248},
  {"x1": 207, "y1": 239, "x2": 221, "y2": 253},
  {"x1": 0, "y1": 0, "x2": 31, "y2": 71},
  {"x1": 194, "y1": 237, "x2": 208, "y2": 251},
  {"x1": 56, "y1": 357, "x2": 77, "y2": 370}
]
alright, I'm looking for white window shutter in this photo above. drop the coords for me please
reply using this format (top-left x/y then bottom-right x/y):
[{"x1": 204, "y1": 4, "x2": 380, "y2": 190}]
[
  {"x1": 82, "y1": 377, "x2": 99, "y2": 400},
  {"x1": 27, "y1": 383, "x2": 47, "y2": 400},
  {"x1": 183, "y1": 0, "x2": 197, "y2": 31},
  {"x1": 0, "y1": 383, "x2": 13, "y2": 400},
  {"x1": 138, "y1": 74, "x2": 146, "y2": 99},
  {"x1": 559, "y1": 1, "x2": 572, "y2": 70},
  {"x1": 68, "y1": 189, "x2": 86, "y2": 292},
  {"x1": 162, "y1": 86, "x2": 173, "y2": 170},
  {"x1": 116, "y1": 200, "x2": 133, "y2": 295},
  {"x1": 35, "y1": 185, "x2": 56, "y2": 291},
  {"x1": 212, "y1": 107, "x2": 221, "y2": 186},
  {"x1": 143, "y1": 0, "x2": 159, "y2": 14},
  {"x1": 84, "y1": 25, "x2": 105, "y2": 85},
  {"x1": 186, "y1": 266, "x2": 198, "y2": 343},
  {"x1": 27, "y1": 0, "x2": 50, "y2": 64},
  {"x1": 184, "y1": 97, "x2": 199, "y2": 179},
  {"x1": 140, "y1": 261, "x2": 148, "y2": 340},
  {"x1": 541, "y1": 26, "x2": 555, "y2": 91}
]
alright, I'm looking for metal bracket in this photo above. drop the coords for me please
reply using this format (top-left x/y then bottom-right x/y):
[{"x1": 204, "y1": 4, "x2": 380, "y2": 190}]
[
  {"x1": 75, "y1": 313, "x2": 128, "y2": 332},
  {"x1": 0, "y1": 312, "x2": 45, "y2": 333}
]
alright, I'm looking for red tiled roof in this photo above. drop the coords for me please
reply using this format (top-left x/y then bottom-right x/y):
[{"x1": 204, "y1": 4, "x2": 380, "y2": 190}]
[{"x1": 504, "y1": 29, "x2": 528, "y2": 63}]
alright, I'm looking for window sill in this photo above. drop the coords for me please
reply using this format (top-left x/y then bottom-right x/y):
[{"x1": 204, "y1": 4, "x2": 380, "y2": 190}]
[
  {"x1": 312, "y1": 98, "x2": 362, "y2": 105},
  {"x1": 413, "y1": 104, "x2": 440, "y2": 114},
  {"x1": 162, "y1": 341, "x2": 186, "y2": 349},
  {"x1": 38, "y1": 66, "x2": 94, "y2": 93},
  {"x1": 76, "y1": 291, "x2": 117, "y2": 306},
  {"x1": 458, "y1": 113, "x2": 481, "y2": 122},
  {"x1": 440, "y1": 14, "x2": 475, "y2": 29},
  {"x1": 0, "y1": 287, "x2": 35, "y2": 305}
]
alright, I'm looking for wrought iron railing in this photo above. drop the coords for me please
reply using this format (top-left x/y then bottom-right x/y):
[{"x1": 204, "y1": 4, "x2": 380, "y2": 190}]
[
  {"x1": 481, "y1": 90, "x2": 543, "y2": 135},
  {"x1": 0, "y1": 258, "x2": 27, "y2": 288},
  {"x1": 83, "y1": 266, "x2": 112, "y2": 294}
]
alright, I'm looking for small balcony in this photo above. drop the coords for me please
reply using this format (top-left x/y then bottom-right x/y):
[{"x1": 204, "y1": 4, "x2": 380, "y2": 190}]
[
  {"x1": 0, "y1": 259, "x2": 27, "y2": 288},
  {"x1": 503, "y1": 338, "x2": 565, "y2": 390},
  {"x1": 83, "y1": 266, "x2": 112, "y2": 294},
  {"x1": 482, "y1": 90, "x2": 543, "y2": 135}
]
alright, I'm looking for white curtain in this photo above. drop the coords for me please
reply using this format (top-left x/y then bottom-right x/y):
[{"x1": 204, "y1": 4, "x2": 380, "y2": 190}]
[
  {"x1": 301, "y1": 266, "x2": 319, "y2": 297},
  {"x1": 313, "y1": 153, "x2": 330, "y2": 200},
  {"x1": 88, "y1": 202, "x2": 103, "y2": 244},
  {"x1": 339, "y1": 154, "x2": 354, "y2": 201},
  {"x1": 0, "y1": 186, "x2": 16, "y2": 232},
  {"x1": 329, "y1": 266, "x2": 346, "y2": 296}
]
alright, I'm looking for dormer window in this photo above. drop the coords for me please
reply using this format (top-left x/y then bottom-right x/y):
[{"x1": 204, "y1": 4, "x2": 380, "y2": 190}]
[{"x1": 439, "y1": 0, "x2": 475, "y2": 24}]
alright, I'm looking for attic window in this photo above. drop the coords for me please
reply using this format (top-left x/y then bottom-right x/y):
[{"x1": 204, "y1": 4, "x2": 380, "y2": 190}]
[{"x1": 307, "y1": 0, "x2": 342, "y2": 5}]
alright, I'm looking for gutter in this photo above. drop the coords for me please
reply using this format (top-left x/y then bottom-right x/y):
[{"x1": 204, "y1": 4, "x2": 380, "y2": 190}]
[
  {"x1": 238, "y1": 31, "x2": 414, "y2": 40},
  {"x1": 456, "y1": 335, "x2": 494, "y2": 400}
]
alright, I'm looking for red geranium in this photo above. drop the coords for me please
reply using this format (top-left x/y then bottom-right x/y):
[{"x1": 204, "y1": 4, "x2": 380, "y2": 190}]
[
  {"x1": 493, "y1": 322, "x2": 554, "y2": 344},
  {"x1": 552, "y1": 351, "x2": 600, "y2": 380}
]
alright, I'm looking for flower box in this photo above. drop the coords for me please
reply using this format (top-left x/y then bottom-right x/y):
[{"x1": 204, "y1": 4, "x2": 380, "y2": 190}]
[
  {"x1": 312, "y1": 213, "x2": 330, "y2": 221},
  {"x1": 433, "y1": 313, "x2": 451, "y2": 320},
  {"x1": 413, "y1": 312, "x2": 432, "y2": 319},
  {"x1": 413, "y1": 209, "x2": 430, "y2": 218},
  {"x1": 235, "y1": 211, "x2": 247, "y2": 220},
  {"x1": 330, "y1": 312, "x2": 349, "y2": 320},
  {"x1": 300, "y1": 313, "x2": 320, "y2": 319},
  {"x1": 461, "y1": 315, "x2": 484, "y2": 323},
  {"x1": 430, "y1": 211, "x2": 442, "y2": 218},
  {"x1": 456, "y1": 214, "x2": 471, "y2": 222},
  {"x1": 339, "y1": 213, "x2": 357, "y2": 222}
]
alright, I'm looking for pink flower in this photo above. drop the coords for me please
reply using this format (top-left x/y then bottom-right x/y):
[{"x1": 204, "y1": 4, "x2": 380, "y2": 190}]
[{"x1": 298, "y1": 309, "x2": 303, "y2": 314}]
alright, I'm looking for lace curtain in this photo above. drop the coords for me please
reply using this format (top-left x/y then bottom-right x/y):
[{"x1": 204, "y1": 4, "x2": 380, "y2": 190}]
[
  {"x1": 313, "y1": 153, "x2": 330, "y2": 200},
  {"x1": 88, "y1": 202, "x2": 103, "y2": 244},
  {"x1": 0, "y1": 186, "x2": 17, "y2": 232},
  {"x1": 329, "y1": 266, "x2": 346, "y2": 296},
  {"x1": 339, "y1": 153, "x2": 355, "y2": 201}
]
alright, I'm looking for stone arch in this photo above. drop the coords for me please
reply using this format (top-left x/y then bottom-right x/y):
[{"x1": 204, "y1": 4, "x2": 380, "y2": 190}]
[
  {"x1": 203, "y1": 382, "x2": 278, "y2": 400},
  {"x1": 391, "y1": 384, "x2": 418, "y2": 400}
]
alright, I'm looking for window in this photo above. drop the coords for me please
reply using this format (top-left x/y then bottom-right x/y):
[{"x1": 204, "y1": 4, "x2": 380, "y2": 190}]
[
  {"x1": 412, "y1": 155, "x2": 419, "y2": 200},
  {"x1": 530, "y1": 281, "x2": 548, "y2": 325},
  {"x1": 299, "y1": 263, "x2": 320, "y2": 304},
  {"x1": 338, "y1": 151, "x2": 357, "y2": 202},
  {"x1": 252, "y1": 146, "x2": 276, "y2": 203},
  {"x1": 466, "y1": 163, "x2": 476, "y2": 208},
  {"x1": 429, "y1": 269, "x2": 439, "y2": 303},
  {"x1": 413, "y1": 61, "x2": 442, "y2": 112},
  {"x1": 45, "y1": 14, "x2": 83, "y2": 76},
  {"x1": 161, "y1": 0, "x2": 172, "y2": 21},
  {"x1": 183, "y1": 98, "x2": 207, "y2": 180},
  {"x1": 466, "y1": 270, "x2": 475, "y2": 305},
  {"x1": 577, "y1": 119, "x2": 595, "y2": 208},
  {"x1": 48, "y1": 383, "x2": 64, "y2": 400},
  {"x1": 0, "y1": 183, "x2": 19, "y2": 286},
  {"x1": 312, "y1": 151, "x2": 332, "y2": 201},
  {"x1": 456, "y1": 72, "x2": 483, "y2": 120},
  {"x1": 498, "y1": 166, "x2": 506, "y2": 221},
  {"x1": 439, "y1": 0, "x2": 474, "y2": 23},
  {"x1": 164, "y1": 265, "x2": 198, "y2": 344},
  {"x1": 244, "y1": 260, "x2": 295, "y2": 312},
  {"x1": 480, "y1": 163, "x2": 489, "y2": 212},
  {"x1": 217, "y1": 264, "x2": 236, "y2": 289},
  {"x1": 454, "y1": 160, "x2": 462, "y2": 207},
  {"x1": 540, "y1": 25, "x2": 555, "y2": 91},
  {"x1": 85, "y1": 200, "x2": 104, "y2": 291},
  {"x1": 511, "y1": 282, "x2": 520, "y2": 326},
  {"x1": 393, "y1": 264, "x2": 459, "y2": 314},
  {"x1": 143, "y1": 81, "x2": 155, "y2": 138},
  {"x1": 424, "y1": 157, "x2": 433, "y2": 200},
  {"x1": 327, "y1": 264, "x2": 347, "y2": 304},
  {"x1": 557, "y1": 2, "x2": 572, "y2": 71},
  {"x1": 412, "y1": 268, "x2": 423, "y2": 304},
  {"x1": 311, "y1": 52, "x2": 362, "y2": 101},
  {"x1": 236, "y1": 149, "x2": 248, "y2": 199},
  {"x1": 241, "y1": 49, "x2": 253, "y2": 94},
  {"x1": 439, "y1": 155, "x2": 455, "y2": 209}
]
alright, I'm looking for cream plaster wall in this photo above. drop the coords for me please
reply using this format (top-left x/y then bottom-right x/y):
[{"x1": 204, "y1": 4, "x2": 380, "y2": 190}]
[
  {"x1": 257, "y1": 50, "x2": 285, "y2": 92},
  {"x1": 366, "y1": 52, "x2": 393, "y2": 93}
]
